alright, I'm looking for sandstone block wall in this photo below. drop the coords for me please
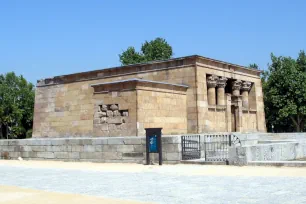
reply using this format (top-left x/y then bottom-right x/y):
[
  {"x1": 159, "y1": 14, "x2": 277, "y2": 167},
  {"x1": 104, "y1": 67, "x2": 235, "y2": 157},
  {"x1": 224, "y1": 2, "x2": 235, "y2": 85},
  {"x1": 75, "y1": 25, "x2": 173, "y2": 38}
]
[
  {"x1": 93, "y1": 89, "x2": 137, "y2": 137},
  {"x1": 33, "y1": 55, "x2": 266, "y2": 138},
  {"x1": 196, "y1": 62, "x2": 265, "y2": 133},
  {"x1": 137, "y1": 84, "x2": 187, "y2": 136},
  {"x1": 0, "y1": 136, "x2": 182, "y2": 164},
  {"x1": 33, "y1": 65, "x2": 196, "y2": 137},
  {"x1": 241, "y1": 112, "x2": 257, "y2": 132},
  {"x1": 91, "y1": 79, "x2": 188, "y2": 136},
  {"x1": 206, "y1": 108, "x2": 227, "y2": 132}
]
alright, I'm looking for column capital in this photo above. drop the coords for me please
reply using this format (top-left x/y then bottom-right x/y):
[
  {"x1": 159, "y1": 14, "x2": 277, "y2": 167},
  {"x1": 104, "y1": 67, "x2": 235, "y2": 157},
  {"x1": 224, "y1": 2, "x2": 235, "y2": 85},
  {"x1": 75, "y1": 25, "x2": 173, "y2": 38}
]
[
  {"x1": 217, "y1": 77, "x2": 227, "y2": 88},
  {"x1": 207, "y1": 75, "x2": 218, "y2": 88},
  {"x1": 231, "y1": 80, "x2": 242, "y2": 91},
  {"x1": 241, "y1": 81, "x2": 252, "y2": 92}
]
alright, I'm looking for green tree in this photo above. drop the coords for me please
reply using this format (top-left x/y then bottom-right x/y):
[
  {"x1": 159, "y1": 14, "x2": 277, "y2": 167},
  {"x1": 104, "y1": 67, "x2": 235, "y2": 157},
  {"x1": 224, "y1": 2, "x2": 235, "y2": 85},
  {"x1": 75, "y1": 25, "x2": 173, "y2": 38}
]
[
  {"x1": 263, "y1": 51, "x2": 306, "y2": 132},
  {"x1": 119, "y1": 37, "x2": 173, "y2": 65},
  {"x1": 0, "y1": 72, "x2": 35, "y2": 139},
  {"x1": 297, "y1": 50, "x2": 306, "y2": 72},
  {"x1": 118, "y1": 47, "x2": 145, "y2": 65},
  {"x1": 249, "y1": 63, "x2": 259, "y2": 69}
]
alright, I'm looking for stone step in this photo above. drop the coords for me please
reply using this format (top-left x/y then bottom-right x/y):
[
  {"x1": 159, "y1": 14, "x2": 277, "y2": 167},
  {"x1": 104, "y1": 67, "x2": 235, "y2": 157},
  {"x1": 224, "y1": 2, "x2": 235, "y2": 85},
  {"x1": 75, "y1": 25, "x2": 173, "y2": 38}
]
[
  {"x1": 247, "y1": 161, "x2": 306, "y2": 167},
  {"x1": 180, "y1": 159, "x2": 228, "y2": 165}
]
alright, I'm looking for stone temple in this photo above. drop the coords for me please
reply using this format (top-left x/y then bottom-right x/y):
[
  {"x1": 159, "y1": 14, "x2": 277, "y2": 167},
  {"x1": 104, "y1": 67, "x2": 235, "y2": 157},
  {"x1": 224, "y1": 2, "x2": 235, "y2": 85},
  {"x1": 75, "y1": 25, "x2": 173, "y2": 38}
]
[{"x1": 33, "y1": 55, "x2": 266, "y2": 137}]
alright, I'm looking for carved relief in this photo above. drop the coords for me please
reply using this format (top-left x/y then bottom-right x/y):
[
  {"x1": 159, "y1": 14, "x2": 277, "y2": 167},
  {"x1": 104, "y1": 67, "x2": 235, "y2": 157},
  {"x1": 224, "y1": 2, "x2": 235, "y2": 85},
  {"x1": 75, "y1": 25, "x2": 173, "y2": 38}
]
[
  {"x1": 94, "y1": 103, "x2": 129, "y2": 132},
  {"x1": 217, "y1": 77, "x2": 227, "y2": 88},
  {"x1": 207, "y1": 75, "x2": 218, "y2": 88},
  {"x1": 241, "y1": 81, "x2": 252, "y2": 92},
  {"x1": 231, "y1": 80, "x2": 242, "y2": 91},
  {"x1": 231, "y1": 80, "x2": 242, "y2": 97}
]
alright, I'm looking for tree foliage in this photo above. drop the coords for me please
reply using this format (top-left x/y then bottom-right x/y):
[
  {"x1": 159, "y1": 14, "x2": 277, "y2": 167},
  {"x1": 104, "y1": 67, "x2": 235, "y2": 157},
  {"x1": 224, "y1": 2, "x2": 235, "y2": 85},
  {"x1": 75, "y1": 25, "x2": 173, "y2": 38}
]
[
  {"x1": 249, "y1": 63, "x2": 259, "y2": 69},
  {"x1": 119, "y1": 38, "x2": 173, "y2": 65},
  {"x1": 118, "y1": 47, "x2": 145, "y2": 66},
  {"x1": 262, "y1": 51, "x2": 306, "y2": 132},
  {"x1": 0, "y1": 72, "x2": 35, "y2": 139}
]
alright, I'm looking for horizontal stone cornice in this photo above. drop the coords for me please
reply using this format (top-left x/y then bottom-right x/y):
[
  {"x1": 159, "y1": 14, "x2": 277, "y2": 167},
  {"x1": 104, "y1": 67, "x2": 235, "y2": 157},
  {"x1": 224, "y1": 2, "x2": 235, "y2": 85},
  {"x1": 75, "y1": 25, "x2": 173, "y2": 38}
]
[
  {"x1": 37, "y1": 55, "x2": 261, "y2": 87},
  {"x1": 196, "y1": 63, "x2": 261, "y2": 79}
]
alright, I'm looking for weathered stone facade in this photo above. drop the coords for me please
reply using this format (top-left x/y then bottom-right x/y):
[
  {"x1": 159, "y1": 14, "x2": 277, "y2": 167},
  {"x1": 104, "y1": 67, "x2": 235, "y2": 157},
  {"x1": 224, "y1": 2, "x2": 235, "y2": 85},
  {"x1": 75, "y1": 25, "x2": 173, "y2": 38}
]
[
  {"x1": 33, "y1": 55, "x2": 266, "y2": 137},
  {"x1": 91, "y1": 79, "x2": 187, "y2": 136}
]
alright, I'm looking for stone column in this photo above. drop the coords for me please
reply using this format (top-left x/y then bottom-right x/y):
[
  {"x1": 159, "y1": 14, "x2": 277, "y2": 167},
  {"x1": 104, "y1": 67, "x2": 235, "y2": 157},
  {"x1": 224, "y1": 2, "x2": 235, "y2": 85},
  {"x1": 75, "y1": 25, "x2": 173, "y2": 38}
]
[
  {"x1": 231, "y1": 80, "x2": 242, "y2": 96},
  {"x1": 241, "y1": 81, "x2": 252, "y2": 109},
  {"x1": 216, "y1": 77, "x2": 227, "y2": 106},
  {"x1": 226, "y1": 94, "x2": 232, "y2": 132},
  {"x1": 237, "y1": 97, "x2": 243, "y2": 132},
  {"x1": 207, "y1": 75, "x2": 217, "y2": 105}
]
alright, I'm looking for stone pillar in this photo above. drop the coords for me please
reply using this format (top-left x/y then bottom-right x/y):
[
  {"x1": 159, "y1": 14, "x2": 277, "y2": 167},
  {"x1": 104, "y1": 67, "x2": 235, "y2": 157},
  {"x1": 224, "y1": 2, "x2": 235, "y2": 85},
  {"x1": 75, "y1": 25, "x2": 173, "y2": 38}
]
[
  {"x1": 207, "y1": 75, "x2": 217, "y2": 105},
  {"x1": 217, "y1": 77, "x2": 227, "y2": 106},
  {"x1": 226, "y1": 94, "x2": 232, "y2": 132},
  {"x1": 241, "y1": 81, "x2": 252, "y2": 109},
  {"x1": 231, "y1": 80, "x2": 242, "y2": 96},
  {"x1": 237, "y1": 97, "x2": 243, "y2": 132}
]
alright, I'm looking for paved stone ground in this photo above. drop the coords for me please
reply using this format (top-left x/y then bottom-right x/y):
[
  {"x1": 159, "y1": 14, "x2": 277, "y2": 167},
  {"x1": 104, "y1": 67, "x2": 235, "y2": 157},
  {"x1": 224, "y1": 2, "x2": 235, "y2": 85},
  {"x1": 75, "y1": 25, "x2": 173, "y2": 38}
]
[{"x1": 0, "y1": 163, "x2": 306, "y2": 204}]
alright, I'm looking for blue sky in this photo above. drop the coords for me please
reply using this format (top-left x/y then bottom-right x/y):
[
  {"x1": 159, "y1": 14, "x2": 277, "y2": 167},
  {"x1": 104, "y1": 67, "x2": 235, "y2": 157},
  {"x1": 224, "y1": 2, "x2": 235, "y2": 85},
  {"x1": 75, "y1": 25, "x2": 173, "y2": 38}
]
[{"x1": 1, "y1": 0, "x2": 305, "y2": 84}]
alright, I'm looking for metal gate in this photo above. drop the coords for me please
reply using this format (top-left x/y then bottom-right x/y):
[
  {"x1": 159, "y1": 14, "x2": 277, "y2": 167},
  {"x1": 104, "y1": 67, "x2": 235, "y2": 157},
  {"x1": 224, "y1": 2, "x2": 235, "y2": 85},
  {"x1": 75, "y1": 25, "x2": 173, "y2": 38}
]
[
  {"x1": 181, "y1": 135, "x2": 201, "y2": 160},
  {"x1": 204, "y1": 134, "x2": 235, "y2": 162},
  {"x1": 181, "y1": 134, "x2": 241, "y2": 162}
]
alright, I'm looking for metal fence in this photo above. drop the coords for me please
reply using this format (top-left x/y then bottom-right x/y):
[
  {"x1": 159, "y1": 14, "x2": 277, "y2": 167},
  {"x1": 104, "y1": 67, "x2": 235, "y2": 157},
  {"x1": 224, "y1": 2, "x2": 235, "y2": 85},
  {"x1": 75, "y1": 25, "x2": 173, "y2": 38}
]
[
  {"x1": 181, "y1": 134, "x2": 241, "y2": 162},
  {"x1": 181, "y1": 135, "x2": 201, "y2": 160},
  {"x1": 204, "y1": 134, "x2": 231, "y2": 162}
]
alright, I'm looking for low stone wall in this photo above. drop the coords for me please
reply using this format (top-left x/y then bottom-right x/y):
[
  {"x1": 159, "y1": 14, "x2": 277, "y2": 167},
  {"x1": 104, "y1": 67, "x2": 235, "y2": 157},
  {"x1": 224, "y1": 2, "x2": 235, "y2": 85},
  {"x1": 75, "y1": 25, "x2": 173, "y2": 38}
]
[
  {"x1": 0, "y1": 136, "x2": 182, "y2": 164},
  {"x1": 3, "y1": 133, "x2": 306, "y2": 165},
  {"x1": 257, "y1": 133, "x2": 306, "y2": 141},
  {"x1": 234, "y1": 132, "x2": 306, "y2": 145},
  {"x1": 229, "y1": 141, "x2": 306, "y2": 165}
]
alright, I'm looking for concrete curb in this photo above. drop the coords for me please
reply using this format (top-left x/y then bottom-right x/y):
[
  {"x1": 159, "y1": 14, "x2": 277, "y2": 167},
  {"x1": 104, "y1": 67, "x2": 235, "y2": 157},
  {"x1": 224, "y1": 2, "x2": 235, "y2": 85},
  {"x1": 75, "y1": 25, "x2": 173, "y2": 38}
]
[
  {"x1": 248, "y1": 161, "x2": 306, "y2": 167},
  {"x1": 180, "y1": 159, "x2": 228, "y2": 165}
]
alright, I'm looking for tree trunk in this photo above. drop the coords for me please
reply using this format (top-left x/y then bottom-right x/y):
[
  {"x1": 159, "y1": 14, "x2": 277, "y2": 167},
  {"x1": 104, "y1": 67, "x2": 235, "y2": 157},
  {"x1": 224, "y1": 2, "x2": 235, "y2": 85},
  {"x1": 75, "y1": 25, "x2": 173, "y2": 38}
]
[
  {"x1": 297, "y1": 125, "x2": 301, "y2": 132},
  {"x1": 0, "y1": 124, "x2": 7, "y2": 139},
  {"x1": 290, "y1": 116, "x2": 301, "y2": 132},
  {"x1": 5, "y1": 125, "x2": 8, "y2": 139},
  {"x1": 0, "y1": 124, "x2": 3, "y2": 139}
]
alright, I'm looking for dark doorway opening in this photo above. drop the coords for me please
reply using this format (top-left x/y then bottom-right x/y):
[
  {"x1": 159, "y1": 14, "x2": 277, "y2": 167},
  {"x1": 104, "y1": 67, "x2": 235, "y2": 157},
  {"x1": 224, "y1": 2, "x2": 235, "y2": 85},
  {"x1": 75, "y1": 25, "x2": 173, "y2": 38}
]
[{"x1": 231, "y1": 105, "x2": 236, "y2": 132}]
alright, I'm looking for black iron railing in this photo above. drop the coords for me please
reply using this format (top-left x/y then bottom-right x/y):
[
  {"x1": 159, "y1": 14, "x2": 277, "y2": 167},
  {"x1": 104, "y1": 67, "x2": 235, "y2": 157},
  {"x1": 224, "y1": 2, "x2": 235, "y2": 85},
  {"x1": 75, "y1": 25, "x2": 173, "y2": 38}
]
[
  {"x1": 181, "y1": 134, "x2": 241, "y2": 162},
  {"x1": 204, "y1": 134, "x2": 231, "y2": 162},
  {"x1": 181, "y1": 135, "x2": 201, "y2": 160}
]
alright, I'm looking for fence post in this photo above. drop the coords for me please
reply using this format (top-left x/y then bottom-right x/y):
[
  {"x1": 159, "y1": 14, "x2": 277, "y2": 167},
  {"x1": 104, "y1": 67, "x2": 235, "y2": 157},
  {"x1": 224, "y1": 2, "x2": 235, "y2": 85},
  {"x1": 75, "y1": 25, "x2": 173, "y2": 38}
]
[
  {"x1": 146, "y1": 134, "x2": 150, "y2": 165},
  {"x1": 198, "y1": 135, "x2": 201, "y2": 158},
  {"x1": 181, "y1": 136, "x2": 184, "y2": 160},
  {"x1": 204, "y1": 135, "x2": 207, "y2": 161}
]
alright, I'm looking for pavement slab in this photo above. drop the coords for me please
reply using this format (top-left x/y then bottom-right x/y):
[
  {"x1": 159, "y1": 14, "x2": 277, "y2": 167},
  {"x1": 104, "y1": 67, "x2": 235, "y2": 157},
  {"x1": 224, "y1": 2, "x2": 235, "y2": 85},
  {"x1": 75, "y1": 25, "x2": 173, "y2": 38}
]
[{"x1": 0, "y1": 160, "x2": 306, "y2": 204}]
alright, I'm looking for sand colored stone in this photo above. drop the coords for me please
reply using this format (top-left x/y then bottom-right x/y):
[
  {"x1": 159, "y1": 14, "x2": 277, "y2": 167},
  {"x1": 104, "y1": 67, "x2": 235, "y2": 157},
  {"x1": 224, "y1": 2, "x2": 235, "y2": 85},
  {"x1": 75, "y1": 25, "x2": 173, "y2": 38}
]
[{"x1": 33, "y1": 55, "x2": 266, "y2": 137}]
